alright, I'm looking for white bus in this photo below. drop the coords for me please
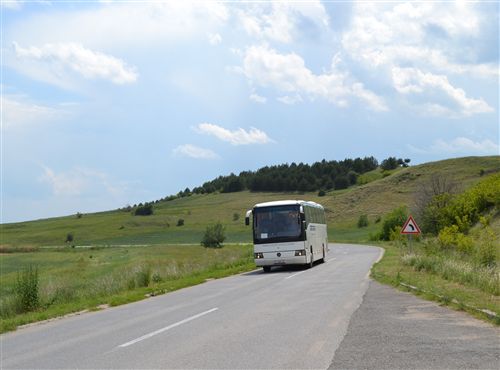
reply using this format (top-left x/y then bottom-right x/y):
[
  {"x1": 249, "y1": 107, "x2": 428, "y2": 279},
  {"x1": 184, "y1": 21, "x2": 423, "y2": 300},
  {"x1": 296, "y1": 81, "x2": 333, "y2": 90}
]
[{"x1": 245, "y1": 200, "x2": 328, "y2": 272}]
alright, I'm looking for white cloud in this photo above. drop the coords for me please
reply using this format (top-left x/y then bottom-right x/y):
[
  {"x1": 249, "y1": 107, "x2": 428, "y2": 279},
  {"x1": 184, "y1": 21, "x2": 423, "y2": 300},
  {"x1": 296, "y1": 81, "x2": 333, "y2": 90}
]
[
  {"x1": 39, "y1": 166, "x2": 127, "y2": 197},
  {"x1": 249, "y1": 92, "x2": 267, "y2": 104},
  {"x1": 392, "y1": 67, "x2": 493, "y2": 116},
  {"x1": 196, "y1": 122, "x2": 273, "y2": 145},
  {"x1": 208, "y1": 33, "x2": 222, "y2": 46},
  {"x1": 172, "y1": 144, "x2": 219, "y2": 160},
  {"x1": 410, "y1": 137, "x2": 499, "y2": 155},
  {"x1": 341, "y1": 2, "x2": 497, "y2": 116},
  {"x1": 13, "y1": 42, "x2": 138, "y2": 87},
  {"x1": 8, "y1": 2, "x2": 229, "y2": 49},
  {"x1": 277, "y1": 95, "x2": 303, "y2": 105},
  {"x1": 237, "y1": 1, "x2": 329, "y2": 43},
  {"x1": 342, "y1": 2, "x2": 487, "y2": 70},
  {"x1": 1, "y1": 95, "x2": 66, "y2": 129},
  {"x1": 240, "y1": 44, "x2": 387, "y2": 111}
]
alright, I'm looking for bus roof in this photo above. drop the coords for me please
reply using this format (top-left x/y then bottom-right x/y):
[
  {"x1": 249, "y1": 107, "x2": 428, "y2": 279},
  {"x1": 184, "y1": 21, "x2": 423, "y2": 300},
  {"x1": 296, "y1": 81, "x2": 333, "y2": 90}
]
[{"x1": 253, "y1": 200, "x2": 324, "y2": 209}]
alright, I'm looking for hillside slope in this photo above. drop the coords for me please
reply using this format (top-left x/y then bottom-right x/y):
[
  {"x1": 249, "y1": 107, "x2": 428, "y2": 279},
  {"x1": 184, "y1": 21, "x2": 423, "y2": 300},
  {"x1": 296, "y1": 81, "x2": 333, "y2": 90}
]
[{"x1": 1, "y1": 156, "x2": 498, "y2": 247}]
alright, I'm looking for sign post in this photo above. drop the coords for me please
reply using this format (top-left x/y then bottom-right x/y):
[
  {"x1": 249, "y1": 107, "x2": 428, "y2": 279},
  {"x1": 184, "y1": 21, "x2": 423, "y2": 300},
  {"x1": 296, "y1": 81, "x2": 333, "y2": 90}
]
[{"x1": 400, "y1": 215, "x2": 421, "y2": 253}]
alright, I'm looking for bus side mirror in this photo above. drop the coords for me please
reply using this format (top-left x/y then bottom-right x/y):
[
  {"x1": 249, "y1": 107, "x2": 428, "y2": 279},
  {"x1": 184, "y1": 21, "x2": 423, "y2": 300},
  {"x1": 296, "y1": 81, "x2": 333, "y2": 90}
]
[{"x1": 245, "y1": 210, "x2": 252, "y2": 226}]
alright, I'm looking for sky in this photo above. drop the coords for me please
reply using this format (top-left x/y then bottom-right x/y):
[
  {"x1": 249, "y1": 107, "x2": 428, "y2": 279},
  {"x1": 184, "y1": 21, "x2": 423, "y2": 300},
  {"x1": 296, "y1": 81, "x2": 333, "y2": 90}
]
[{"x1": 1, "y1": 0, "x2": 499, "y2": 223}]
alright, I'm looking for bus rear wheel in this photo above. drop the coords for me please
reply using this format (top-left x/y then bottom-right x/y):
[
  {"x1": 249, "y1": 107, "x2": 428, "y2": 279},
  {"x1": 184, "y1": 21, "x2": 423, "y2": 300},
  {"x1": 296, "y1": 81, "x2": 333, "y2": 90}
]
[{"x1": 263, "y1": 266, "x2": 271, "y2": 273}]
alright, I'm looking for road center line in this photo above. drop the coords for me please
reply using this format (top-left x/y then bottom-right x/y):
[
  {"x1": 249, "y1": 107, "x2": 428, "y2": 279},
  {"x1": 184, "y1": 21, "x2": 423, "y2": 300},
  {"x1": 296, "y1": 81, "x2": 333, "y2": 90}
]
[
  {"x1": 285, "y1": 270, "x2": 307, "y2": 280},
  {"x1": 118, "y1": 308, "x2": 218, "y2": 348}
]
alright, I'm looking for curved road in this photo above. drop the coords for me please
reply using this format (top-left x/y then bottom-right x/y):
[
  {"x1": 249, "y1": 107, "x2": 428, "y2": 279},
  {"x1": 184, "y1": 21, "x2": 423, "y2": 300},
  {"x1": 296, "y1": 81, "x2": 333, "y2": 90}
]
[{"x1": 2, "y1": 244, "x2": 498, "y2": 369}]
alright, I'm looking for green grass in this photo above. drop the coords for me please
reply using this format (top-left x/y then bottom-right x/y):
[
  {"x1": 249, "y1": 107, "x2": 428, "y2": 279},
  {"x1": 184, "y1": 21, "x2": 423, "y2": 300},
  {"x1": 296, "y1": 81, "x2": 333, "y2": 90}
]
[
  {"x1": 371, "y1": 241, "x2": 499, "y2": 324},
  {"x1": 0, "y1": 244, "x2": 255, "y2": 333},
  {"x1": 357, "y1": 167, "x2": 401, "y2": 185},
  {"x1": 329, "y1": 221, "x2": 381, "y2": 243}
]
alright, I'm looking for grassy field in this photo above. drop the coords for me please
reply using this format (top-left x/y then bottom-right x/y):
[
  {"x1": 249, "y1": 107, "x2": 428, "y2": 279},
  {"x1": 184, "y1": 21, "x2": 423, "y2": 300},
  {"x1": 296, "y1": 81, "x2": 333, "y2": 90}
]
[
  {"x1": 2, "y1": 156, "x2": 498, "y2": 247},
  {"x1": 1, "y1": 155, "x2": 499, "y2": 331},
  {"x1": 0, "y1": 244, "x2": 254, "y2": 333}
]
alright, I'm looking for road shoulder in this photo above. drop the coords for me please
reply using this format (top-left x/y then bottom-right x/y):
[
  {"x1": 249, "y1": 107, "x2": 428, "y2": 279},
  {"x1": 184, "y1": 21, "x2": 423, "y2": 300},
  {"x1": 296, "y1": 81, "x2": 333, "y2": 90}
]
[{"x1": 330, "y1": 280, "x2": 500, "y2": 369}]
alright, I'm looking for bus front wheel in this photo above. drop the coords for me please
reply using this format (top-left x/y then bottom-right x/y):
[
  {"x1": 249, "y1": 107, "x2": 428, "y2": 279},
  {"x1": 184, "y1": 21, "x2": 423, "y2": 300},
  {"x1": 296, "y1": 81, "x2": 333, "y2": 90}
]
[{"x1": 263, "y1": 266, "x2": 271, "y2": 273}]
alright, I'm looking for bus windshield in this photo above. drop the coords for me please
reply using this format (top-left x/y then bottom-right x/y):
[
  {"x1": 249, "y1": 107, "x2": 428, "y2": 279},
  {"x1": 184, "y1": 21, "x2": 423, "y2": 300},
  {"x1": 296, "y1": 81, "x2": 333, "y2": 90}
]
[{"x1": 253, "y1": 205, "x2": 302, "y2": 242}]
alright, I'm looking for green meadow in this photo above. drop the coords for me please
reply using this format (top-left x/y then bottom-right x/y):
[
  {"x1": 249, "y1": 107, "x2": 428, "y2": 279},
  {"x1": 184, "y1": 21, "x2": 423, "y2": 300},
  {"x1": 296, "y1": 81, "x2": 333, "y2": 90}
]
[{"x1": 0, "y1": 244, "x2": 254, "y2": 333}]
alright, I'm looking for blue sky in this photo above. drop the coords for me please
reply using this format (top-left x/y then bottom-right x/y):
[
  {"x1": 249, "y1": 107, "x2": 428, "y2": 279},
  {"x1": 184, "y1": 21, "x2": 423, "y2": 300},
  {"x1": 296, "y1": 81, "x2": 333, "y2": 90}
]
[{"x1": 1, "y1": 1, "x2": 499, "y2": 223}]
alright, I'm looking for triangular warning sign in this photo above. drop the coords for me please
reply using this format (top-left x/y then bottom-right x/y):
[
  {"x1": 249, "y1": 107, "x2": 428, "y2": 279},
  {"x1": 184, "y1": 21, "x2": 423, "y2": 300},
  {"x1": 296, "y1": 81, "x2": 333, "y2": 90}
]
[{"x1": 401, "y1": 216, "x2": 421, "y2": 234}]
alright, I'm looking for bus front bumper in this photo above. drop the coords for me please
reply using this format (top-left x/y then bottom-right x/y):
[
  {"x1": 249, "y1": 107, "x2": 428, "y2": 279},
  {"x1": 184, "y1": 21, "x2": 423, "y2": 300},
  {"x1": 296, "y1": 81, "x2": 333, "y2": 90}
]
[{"x1": 254, "y1": 251, "x2": 307, "y2": 266}]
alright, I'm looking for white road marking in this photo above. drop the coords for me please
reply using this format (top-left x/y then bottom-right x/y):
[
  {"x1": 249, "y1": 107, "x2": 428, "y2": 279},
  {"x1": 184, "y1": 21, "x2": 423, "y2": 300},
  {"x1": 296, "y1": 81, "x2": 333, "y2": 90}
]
[
  {"x1": 375, "y1": 247, "x2": 385, "y2": 263},
  {"x1": 327, "y1": 257, "x2": 336, "y2": 262},
  {"x1": 285, "y1": 270, "x2": 307, "y2": 280},
  {"x1": 118, "y1": 308, "x2": 218, "y2": 348}
]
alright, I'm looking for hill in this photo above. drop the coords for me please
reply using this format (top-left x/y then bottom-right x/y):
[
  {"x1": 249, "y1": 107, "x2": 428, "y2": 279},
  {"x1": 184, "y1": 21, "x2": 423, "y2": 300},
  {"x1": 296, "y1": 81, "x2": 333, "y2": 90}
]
[{"x1": 1, "y1": 156, "x2": 499, "y2": 247}]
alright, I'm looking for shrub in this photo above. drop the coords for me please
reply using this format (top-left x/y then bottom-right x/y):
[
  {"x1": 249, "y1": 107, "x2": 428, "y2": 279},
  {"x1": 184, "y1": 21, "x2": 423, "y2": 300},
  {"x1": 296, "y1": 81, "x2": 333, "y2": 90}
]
[
  {"x1": 476, "y1": 227, "x2": 497, "y2": 267},
  {"x1": 318, "y1": 190, "x2": 326, "y2": 197},
  {"x1": 201, "y1": 222, "x2": 226, "y2": 248},
  {"x1": 357, "y1": 214, "x2": 369, "y2": 228},
  {"x1": 65, "y1": 233, "x2": 74, "y2": 243},
  {"x1": 423, "y1": 173, "x2": 500, "y2": 235},
  {"x1": 456, "y1": 234, "x2": 474, "y2": 255},
  {"x1": 136, "y1": 265, "x2": 151, "y2": 287},
  {"x1": 152, "y1": 272, "x2": 162, "y2": 283},
  {"x1": 15, "y1": 265, "x2": 39, "y2": 313},
  {"x1": 134, "y1": 204, "x2": 153, "y2": 216},
  {"x1": 177, "y1": 219, "x2": 185, "y2": 227},
  {"x1": 76, "y1": 212, "x2": 83, "y2": 219},
  {"x1": 232, "y1": 213, "x2": 240, "y2": 221},
  {"x1": 379, "y1": 206, "x2": 408, "y2": 240},
  {"x1": 421, "y1": 193, "x2": 454, "y2": 235},
  {"x1": 437, "y1": 225, "x2": 458, "y2": 248}
]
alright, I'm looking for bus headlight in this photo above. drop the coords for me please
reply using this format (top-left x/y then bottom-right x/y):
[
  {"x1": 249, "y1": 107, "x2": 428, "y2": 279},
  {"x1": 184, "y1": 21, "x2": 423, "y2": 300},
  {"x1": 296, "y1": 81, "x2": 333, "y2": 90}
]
[
  {"x1": 254, "y1": 252, "x2": 264, "y2": 259},
  {"x1": 294, "y1": 250, "x2": 306, "y2": 256}
]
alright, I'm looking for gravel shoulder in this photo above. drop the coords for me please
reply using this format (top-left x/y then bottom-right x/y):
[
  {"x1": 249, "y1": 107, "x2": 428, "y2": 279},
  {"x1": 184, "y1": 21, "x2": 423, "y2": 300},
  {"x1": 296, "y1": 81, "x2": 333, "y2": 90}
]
[{"x1": 330, "y1": 280, "x2": 500, "y2": 369}]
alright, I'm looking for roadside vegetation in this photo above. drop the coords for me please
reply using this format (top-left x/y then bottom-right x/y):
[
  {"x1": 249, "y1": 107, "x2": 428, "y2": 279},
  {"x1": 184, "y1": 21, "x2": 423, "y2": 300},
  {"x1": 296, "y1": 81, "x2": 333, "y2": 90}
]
[
  {"x1": 0, "y1": 244, "x2": 253, "y2": 333},
  {"x1": 371, "y1": 172, "x2": 500, "y2": 324}
]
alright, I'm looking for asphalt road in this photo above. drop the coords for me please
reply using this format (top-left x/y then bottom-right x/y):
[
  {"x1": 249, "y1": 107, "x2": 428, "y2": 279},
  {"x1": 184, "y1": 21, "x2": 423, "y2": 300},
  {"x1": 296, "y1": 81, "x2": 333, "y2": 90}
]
[
  {"x1": 1, "y1": 244, "x2": 381, "y2": 369},
  {"x1": 2, "y1": 244, "x2": 498, "y2": 369},
  {"x1": 331, "y1": 280, "x2": 500, "y2": 369}
]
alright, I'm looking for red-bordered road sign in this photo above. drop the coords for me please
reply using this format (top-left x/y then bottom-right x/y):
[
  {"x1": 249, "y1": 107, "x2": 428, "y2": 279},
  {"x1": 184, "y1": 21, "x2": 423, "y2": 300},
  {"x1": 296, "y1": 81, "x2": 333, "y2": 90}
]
[{"x1": 401, "y1": 215, "x2": 421, "y2": 235}]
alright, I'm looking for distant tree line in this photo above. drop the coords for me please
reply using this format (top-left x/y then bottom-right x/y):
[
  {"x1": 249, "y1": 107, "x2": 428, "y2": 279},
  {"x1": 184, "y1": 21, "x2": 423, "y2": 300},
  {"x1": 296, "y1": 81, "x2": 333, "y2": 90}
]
[
  {"x1": 188, "y1": 157, "x2": 382, "y2": 195},
  {"x1": 381, "y1": 157, "x2": 411, "y2": 171},
  {"x1": 119, "y1": 156, "x2": 411, "y2": 210}
]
